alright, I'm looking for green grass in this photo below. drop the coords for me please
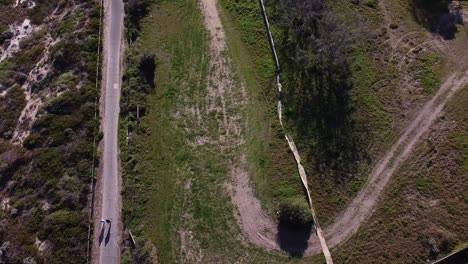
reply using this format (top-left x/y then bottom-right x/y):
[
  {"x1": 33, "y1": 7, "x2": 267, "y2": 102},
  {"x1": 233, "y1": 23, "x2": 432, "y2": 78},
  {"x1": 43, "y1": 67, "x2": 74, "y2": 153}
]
[
  {"x1": 219, "y1": 0, "x2": 303, "y2": 217},
  {"x1": 417, "y1": 51, "x2": 442, "y2": 94},
  {"x1": 334, "y1": 87, "x2": 468, "y2": 263},
  {"x1": 121, "y1": 0, "x2": 329, "y2": 262},
  {"x1": 452, "y1": 241, "x2": 468, "y2": 252},
  {"x1": 121, "y1": 2, "x2": 205, "y2": 261}
]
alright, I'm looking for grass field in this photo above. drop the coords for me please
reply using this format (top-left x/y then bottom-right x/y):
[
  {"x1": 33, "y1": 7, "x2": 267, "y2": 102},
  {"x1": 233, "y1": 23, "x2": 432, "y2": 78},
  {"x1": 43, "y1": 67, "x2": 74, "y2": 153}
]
[
  {"x1": 120, "y1": 0, "x2": 467, "y2": 262},
  {"x1": 219, "y1": 0, "x2": 403, "y2": 225},
  {"x1": 334, "y1": 85, "x2": 468, "y2": 263},
  {"x1": 120, "y1": 0, "x2": 326, "y2": 262},
  {"x1": 219, "y1": 0, "x2": 303, "y2": 218}
]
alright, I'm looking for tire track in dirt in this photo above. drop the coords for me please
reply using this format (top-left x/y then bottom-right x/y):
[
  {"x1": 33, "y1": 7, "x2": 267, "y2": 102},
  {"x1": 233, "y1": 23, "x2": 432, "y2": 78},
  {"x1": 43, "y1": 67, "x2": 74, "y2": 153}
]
[
  {"x1": 321, "y1": 70, "x2": 467, "y2": 251},
  {"x1": 199, "y1": 0, "x2": 281, "y2": 255}
]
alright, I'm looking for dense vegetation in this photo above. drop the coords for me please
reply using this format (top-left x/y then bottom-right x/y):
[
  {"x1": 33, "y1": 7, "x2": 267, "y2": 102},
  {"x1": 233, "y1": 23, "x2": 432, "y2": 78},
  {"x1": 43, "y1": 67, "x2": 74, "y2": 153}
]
[
  {"x1": 120, "y1": 0, "x2": 156, "y2": 262},
  {"x1": 276, "y1": 0, "x2": 363, "y2": 179},
  {"x1": 0, "y1": 0, "x2": 101, "y2": 262},
  {"x1": 0, "y1": 86, "x2": 26, "y2": 139}
]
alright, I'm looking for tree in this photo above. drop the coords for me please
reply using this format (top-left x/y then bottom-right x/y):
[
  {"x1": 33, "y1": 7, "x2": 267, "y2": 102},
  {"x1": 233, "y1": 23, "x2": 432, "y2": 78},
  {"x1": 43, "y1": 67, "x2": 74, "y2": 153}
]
[{"x1": 278, "y1": 199, "x2": 312, "y2": 227}]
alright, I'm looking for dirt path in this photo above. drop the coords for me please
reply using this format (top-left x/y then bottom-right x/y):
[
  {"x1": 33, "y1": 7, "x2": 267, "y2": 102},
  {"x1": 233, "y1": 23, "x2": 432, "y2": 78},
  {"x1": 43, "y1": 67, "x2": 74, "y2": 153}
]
[
  {"x1": 199, "y1": 0, "x2": 333, "y2": 260},
  {"x1": 321, "y1": 70, "x2": 467, "y2": 251},
  {"x1": 200, "y1": 0, "x2": 280, "y2": 253},
  {"x1": 199, "y1": 0, "x2": 468, "y2": 259}
]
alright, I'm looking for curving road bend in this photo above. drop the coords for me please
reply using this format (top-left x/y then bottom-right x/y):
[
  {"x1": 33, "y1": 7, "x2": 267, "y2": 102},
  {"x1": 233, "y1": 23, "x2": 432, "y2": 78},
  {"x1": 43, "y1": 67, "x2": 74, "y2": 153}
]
[{"x1": 95, "y1": 0, "x2": 124, "y2": 263}]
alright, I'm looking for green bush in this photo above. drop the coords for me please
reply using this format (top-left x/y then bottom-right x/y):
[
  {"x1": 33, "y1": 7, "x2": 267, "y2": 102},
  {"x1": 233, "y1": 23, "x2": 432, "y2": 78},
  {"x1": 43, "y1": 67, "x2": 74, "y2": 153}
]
[
  {"x1": 28, "y1": 0, "x2": 60, "y2": 24},
  {"x1": 364, "y1": 0, "x2": 378, "y2": 8},
  {"x1": 45, "y1": 91, "x2": 82, "y2": 115},
  {"x1": 0, "y1": 86, "x2": 26, "y2": 138},
  {"x1": 389, "y1": 23, "x2": 399, "y2": 29},
  {"x1": 278, "y1": 199, "x2": 313, "y2": 227}
]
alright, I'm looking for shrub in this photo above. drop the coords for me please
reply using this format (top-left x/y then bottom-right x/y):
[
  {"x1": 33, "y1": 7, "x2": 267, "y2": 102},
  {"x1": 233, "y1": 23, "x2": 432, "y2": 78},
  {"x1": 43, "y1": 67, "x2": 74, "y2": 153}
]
[
  {"x1": 23, "y1": 133, "x2": 44, "y2": 149},
  {"x1": 28, "y1": 0, "x2": 60, "y2": 24},
  {"x1": 278, "y1": 199, "x2": 313, "y2": 227},
  {"x1": 0, "y1": 86, "x2": 26, "y2": 138},
  {"x1": 45, "y1": 91, "x2": 82, "y2": 115},
  {"x1": 389, "y1": 23, "x2": 399, "y2": 29},
  {"x1": 364, "y1": 0, "x2": 378, "y2": 8}
]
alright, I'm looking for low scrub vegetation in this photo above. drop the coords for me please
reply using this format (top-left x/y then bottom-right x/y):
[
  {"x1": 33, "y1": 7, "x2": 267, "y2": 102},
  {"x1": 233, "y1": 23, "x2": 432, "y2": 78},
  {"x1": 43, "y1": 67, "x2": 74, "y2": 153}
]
[
  {"x1": 0, "y1": 0, "x2": 101, "y2": 262},
  {"x1": 416, "y1": 51, "x2": 442, "y2": 94},
  {"x1": 277, "y1": 0, "x2": 363, "y2": 179},
  {"x1": 120, "y1": 0, "x2": 156, "y2": 262},
  {"x1": 0, "y1": 86, "x2": 26, "y2": 139}
]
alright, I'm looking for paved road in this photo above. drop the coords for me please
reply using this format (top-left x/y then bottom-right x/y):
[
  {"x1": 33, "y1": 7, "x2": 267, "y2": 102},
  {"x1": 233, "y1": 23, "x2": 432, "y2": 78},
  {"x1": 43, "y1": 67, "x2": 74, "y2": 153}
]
[{"x1": 98, "y1": 0, "x2": 123, "y2": 263}]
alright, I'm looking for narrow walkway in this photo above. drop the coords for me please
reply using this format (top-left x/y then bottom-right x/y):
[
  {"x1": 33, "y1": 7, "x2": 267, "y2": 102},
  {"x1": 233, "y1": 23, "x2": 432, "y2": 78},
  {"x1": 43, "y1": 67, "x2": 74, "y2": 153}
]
[{"x1": 93, "y1": 0, "x2": 124, "y2": 263}]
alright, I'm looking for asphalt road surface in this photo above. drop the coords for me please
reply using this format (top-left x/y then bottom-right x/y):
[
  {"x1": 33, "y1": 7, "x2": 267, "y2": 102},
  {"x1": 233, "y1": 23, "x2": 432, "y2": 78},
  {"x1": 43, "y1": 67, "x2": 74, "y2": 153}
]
[{"x1": 98, "y1": 0, "x2": 123, "y2": 263}]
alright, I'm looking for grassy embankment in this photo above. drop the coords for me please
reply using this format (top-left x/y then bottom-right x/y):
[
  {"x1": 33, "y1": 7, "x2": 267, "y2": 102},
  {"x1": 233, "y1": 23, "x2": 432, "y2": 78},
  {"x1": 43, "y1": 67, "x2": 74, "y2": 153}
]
[
  {"x1": 331, "y1": 0, "x2": 468, "y2": 261},
  {"x1": 218, "y1": 0, "x2": 303, "y2": 218},
  {"x1": 119, "y1": 0, "x2": 324, "y2": 262},
  {"x1": 335, "y1": 85, "x2": 468, "y2": 263},
  {"x1": 220, "y1": 0, "x2": 402, "y2": 225}
]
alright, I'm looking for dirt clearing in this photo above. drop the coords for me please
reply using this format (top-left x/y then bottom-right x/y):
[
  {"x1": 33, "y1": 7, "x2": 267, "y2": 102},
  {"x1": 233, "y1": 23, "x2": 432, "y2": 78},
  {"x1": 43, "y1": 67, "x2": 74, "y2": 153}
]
[{"x1": 200, "y1": 0, "x2": 280, "y2": 253}]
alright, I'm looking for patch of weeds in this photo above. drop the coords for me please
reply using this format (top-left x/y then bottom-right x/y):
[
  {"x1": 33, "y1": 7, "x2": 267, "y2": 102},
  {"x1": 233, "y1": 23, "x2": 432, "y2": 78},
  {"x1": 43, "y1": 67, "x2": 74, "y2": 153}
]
[
  {"x1": 389, "y1": 23, "x2": 399, "y2": 29},
  {"x1": 417, "y1": 51, "x2": 441, "y2": 94},
  {"x1": 415, "y1": 174, "x2": 430, "y2": 192},
  {"x1": 334, "y1": 88, "x2": 468, "y2": 263},
  {"x1": 364, "y1": 0, "x2": 379, "y2": 8}
]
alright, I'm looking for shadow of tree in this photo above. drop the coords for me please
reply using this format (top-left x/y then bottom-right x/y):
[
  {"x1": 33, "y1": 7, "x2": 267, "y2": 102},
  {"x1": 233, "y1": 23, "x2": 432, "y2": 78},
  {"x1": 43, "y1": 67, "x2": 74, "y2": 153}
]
[
  {"x1": 277, "y1": 2, "x2": 363, "y2": 181},
  {"x1": 276, "y1": 221, "x2": 313, "y2": 258},
  {"x1": 411, "y1": 0, "x2": 463, "y2": 40}
]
